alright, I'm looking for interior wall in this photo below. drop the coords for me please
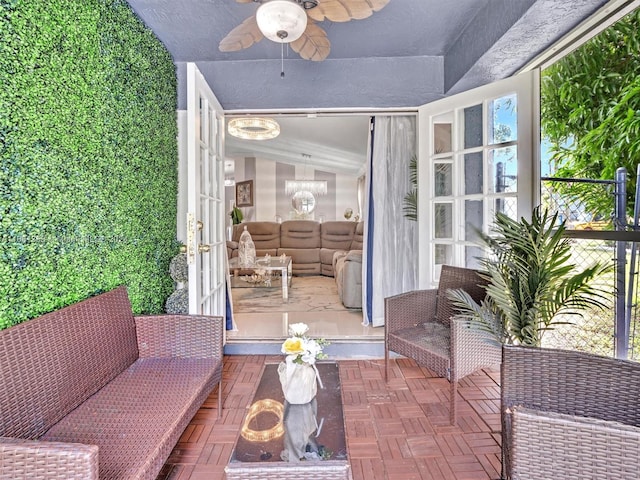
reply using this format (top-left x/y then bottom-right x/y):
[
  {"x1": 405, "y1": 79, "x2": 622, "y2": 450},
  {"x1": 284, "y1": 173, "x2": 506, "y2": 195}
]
[{"x1": 229, "y1": 156, "x2": 359, "y2": 222}]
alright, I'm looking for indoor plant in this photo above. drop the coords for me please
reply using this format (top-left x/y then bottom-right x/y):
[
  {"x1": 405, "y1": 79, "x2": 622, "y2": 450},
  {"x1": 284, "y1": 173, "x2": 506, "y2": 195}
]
[
  {"x1": 230, "y1": 204, "x2": 243, "y2": 225},
  {"x1": 448, "y1": 206, "x2": 611, "y2": 346}
]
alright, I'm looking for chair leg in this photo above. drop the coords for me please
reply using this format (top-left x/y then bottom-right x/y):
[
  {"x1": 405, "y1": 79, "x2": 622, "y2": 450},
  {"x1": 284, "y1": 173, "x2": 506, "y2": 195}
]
[
  {"x1": 384, "y1": 345, "x2": 389, "y2": 382},
  {"x1": 450, "y1": 380, "x2": 457, "y2": 426},
  {"x1": 217, "y1": 379, "x2": 223, "y2": 420}
]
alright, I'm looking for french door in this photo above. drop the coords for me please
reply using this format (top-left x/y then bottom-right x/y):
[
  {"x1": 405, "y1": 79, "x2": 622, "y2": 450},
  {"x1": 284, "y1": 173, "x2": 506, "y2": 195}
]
[
  {"x1": 185, "y1": 63, "x2": 226, "y2": 316},
  {"x1": 417, "y1": 71, "x2": 540, "y2": 288}
]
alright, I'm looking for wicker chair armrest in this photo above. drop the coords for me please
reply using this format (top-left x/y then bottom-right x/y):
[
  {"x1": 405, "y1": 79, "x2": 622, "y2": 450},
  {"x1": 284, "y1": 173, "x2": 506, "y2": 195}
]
[
  {"x1": 135, "y1": 314, "x2": 224, "y2": 359},
  {"x1": 509, "y1": 407, "x2": 640, "y2": 479},
  {"x1": 450, "y1": 318, "x2": 501, "y2": 382},
  {"x1": 0, "y1": 437, "x2": 99, "y2": 479},
  {"x1": 384, "y1": 289, "x2": 438, "y2": 333}
]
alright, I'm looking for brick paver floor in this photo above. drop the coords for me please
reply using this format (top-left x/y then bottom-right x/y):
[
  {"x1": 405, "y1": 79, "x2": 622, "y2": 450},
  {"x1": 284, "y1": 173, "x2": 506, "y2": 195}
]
[{"x1": 157, "y1": 355, "x2": 501, "y2": 480}]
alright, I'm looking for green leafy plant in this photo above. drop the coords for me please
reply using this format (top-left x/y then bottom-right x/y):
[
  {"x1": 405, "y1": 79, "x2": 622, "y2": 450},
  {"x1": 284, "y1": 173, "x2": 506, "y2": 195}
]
[
  {"x1": 0, "y1": 0, "x2": 178, "y2": 329},
  {"x1": 448, "y1": 207, "x2": 611, "y2": 346},
  {"x1": 230, "y1": 204, "x2": 243, "y2": 225},
  {"x1": 403, "y1": 155, "x2": 417, "y2": 221}
]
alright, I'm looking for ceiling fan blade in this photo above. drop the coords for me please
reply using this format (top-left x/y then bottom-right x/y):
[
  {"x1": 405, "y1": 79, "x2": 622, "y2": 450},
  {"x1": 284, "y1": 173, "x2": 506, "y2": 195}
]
[
  {"x1": 235, "y1": 0, "x2": 254, "y2": 2},
  {"x1": 291, "y1": 22, "x2": 331, "y2": 61},
  {"x1": 307, "y1": 0, "x2": 390, "y2": 22},
  {"x1": 219, "y1": 15, "x2": 264, "y2": 52}
]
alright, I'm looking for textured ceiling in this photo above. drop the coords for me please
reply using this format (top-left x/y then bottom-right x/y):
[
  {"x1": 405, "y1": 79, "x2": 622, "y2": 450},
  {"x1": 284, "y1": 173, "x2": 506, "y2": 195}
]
[
  {"x1": 125, "y1": 0, "x2": 608, "y2": 174},
  {"x1": 126, "y1": 0, "x2": 608, "y2": 111}
]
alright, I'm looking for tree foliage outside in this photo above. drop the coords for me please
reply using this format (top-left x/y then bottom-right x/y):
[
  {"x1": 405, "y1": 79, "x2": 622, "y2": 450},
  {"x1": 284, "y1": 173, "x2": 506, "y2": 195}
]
[{"x1": 541, "y1": 9, "x2": 640, "y2": 215}]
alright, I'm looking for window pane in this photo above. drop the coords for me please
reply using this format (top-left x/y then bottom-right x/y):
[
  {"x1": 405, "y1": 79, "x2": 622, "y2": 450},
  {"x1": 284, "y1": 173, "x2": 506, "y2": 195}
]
[
  {"x1": 199, "y1": 96, "x2": 205, "y2": 142},
  {"x1": 465, "y1": 200, "x2": 483, "y2": 241},
  {"x1": 464, "y1": 104, "x2": 483, "y2": 149},
  {"x1": 434, "y1": 123, "x2": 452, "y2": 154},
  {"x1": 434, "y1": 162, "x2": 452, "y2": 196},
  {"x1": 492, "y1": 197, "x2": 518, "y2": 220},
  {"x1": 465, "y1": 246, "x2": 484, "y2": 269},
  {"x1": 489, "y1": 94, "x2": 517, "y2": 144},
  {"x1": 434, "y1": 244, "x2": 453, "y2": 265},
  {"x1": 464, "y1": 152, "x2": 483, "y2": 195},
  {"x1": 434, "y1": 203, "x2": 452, "y2": 238},
  {"x1": 489, "y1": 146, "x2": 517, "y2": 193}
]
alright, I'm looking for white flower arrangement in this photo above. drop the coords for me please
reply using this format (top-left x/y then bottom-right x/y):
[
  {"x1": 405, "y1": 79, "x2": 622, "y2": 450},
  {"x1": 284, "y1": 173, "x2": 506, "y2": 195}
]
[{"x1": 281, "y1": 323, "x2": 329, "y2": 366}]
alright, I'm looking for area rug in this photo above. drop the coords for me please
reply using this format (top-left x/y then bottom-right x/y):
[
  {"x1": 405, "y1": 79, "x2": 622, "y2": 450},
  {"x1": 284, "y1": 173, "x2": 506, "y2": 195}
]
[{"x1": 230, "y1": 275, "x2": 356, "y2": 313}]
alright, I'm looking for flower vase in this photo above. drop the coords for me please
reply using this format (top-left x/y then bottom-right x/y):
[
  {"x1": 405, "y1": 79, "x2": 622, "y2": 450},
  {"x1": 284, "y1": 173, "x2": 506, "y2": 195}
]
[{"x1": 278, "y1": 359, "x2": 318, "y2": 405}]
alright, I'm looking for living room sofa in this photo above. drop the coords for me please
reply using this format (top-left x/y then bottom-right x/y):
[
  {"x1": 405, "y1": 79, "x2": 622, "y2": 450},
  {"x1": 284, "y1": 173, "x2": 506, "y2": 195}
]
[
  {"x1": 0, "y1": 286, "x2": 224, "y2": 480},
  {"x1": 227, "y1": 220, "x2": 363, "y2": 308}
]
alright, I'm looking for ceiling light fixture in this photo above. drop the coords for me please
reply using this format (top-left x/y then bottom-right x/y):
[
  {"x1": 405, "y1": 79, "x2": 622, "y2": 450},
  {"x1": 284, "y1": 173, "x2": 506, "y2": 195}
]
[
  {"x1": 255, "y1": 0, "x2": 309, "y2": 43},
  {"x1": 228, "y1": 117, "x2": 280, "y2": 141},
  {"x1": 285, "y1": 180, "x2": 327, "y2": 196}
]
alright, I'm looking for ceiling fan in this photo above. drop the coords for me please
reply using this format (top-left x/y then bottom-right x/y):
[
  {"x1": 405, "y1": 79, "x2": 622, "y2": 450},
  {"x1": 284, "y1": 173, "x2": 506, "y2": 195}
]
[{"x1": 219, "y1": 0, "x2": 390, "y2": 62}]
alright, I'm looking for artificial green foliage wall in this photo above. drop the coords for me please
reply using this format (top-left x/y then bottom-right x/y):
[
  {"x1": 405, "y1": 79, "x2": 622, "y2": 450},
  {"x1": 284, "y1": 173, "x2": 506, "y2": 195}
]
[{"x1": 0, "y1": 0, "x2": 179, "y2": 329}]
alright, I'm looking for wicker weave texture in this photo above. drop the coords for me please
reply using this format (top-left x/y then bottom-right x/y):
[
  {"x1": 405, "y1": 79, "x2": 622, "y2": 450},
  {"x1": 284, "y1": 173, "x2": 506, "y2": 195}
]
[
  {"x1": 385, "y1": 265, "x2": 495, "y2": 425},
  {"x1": 225, "y1": 460, "x2": 351, "y2": 480},
  {"x1": 502, "y1": 345, "x2": 640, "y2": 479},
  {"x1": 510, "y1": 407, "x2": 640, "y2": 480},
  {"x1": 0, "y1": 287, "x2": 224, "y2": 480},
  {"x1": 0, "y1": 438, "x2": 99, "y2": 479},
  {"x1": 0, "y1": 286, "x2": 138, "y2": 439}
]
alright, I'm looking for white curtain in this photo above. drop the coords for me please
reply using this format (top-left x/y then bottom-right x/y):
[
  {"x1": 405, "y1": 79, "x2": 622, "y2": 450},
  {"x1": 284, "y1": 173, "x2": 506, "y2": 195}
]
[{"x1": 362, "y1": 116, "x2": 418, "y2": 326}]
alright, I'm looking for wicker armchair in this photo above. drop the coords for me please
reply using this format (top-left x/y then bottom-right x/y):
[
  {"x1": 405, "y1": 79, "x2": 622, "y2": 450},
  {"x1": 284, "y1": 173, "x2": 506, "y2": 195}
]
[
  {"x1": 502, "y1": 345, "x2": 640, "y2": 479},
  {"x1": 384, "y1": 265, "x2": 501, "y2": 425}
]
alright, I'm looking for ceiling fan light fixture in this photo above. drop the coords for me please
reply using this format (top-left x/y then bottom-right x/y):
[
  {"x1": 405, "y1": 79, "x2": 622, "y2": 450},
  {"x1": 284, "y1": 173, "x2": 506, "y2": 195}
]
[
  {"x1": 256, "y1": 0, "x2": 308, "y2": 43},
  {"x1": 228, "y1": 117, "x2": 280, "y2": 141}
]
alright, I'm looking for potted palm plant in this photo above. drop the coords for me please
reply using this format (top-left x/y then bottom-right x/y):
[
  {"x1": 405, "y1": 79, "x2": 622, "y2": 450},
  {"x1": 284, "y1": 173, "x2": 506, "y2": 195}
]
[{"x1": 448, "y1": 206, "x2": 611, "y2": 346}]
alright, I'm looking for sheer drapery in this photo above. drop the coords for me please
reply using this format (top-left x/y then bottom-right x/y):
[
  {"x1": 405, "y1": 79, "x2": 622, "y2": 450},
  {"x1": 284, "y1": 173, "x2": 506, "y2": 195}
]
[{"x1": 362, "y1": 116, "x2": 418, "y2": 326}]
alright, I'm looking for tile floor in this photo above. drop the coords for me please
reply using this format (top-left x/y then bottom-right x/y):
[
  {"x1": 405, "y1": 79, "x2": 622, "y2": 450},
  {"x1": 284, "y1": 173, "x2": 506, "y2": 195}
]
[{"x1": 157, "y1": 355, "x2": 502, "y2": 480}]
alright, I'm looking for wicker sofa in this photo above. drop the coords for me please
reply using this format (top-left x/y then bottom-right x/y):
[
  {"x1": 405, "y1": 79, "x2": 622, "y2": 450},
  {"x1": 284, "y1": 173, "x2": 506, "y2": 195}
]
[
  {"x1": 502, "y1": 345, "x2": 640, "y2": 479},
  {"x1": 0, "y1": 286, "x2": 224, "y2": 480}
]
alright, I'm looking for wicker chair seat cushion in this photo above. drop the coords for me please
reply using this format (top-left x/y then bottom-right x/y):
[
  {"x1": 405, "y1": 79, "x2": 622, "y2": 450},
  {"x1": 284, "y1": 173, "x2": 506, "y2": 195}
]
[
  {"x1": 42, "y1": 357, "x2": 219, "y2": 480},
  {"x1": 389, "y1": 322, "x2": 450, "y2": 359}
]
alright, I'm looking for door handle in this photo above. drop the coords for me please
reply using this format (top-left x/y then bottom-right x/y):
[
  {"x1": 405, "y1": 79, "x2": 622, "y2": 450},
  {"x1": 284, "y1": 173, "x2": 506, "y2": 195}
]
[{"x1": 198, "y1": 244, "x2": 211, "y2": 253}]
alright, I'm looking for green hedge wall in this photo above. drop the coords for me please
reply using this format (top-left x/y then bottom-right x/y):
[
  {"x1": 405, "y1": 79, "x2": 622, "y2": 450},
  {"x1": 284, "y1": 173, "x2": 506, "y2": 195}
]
[{"x1": 0, "y1": 0, "x2": 179, "y2": 329}]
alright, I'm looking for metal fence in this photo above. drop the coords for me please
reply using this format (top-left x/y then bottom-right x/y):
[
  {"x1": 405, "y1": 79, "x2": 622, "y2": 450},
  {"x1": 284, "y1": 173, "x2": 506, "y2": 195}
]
[{"x1": 540, "y1": 174, "x2": 640, "y2": 360}]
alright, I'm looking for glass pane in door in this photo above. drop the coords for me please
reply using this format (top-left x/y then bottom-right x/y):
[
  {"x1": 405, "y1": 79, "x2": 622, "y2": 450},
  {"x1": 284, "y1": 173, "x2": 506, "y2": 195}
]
[
  {"x1": 464, "y1": 104, "x2": 483, "y2": 148},
  {"x1": 489, "y1": 94, "x2": 517, "y2": 144},
  {"x1": 434, "y1": 162, "x2": 452, "y2": 196}
]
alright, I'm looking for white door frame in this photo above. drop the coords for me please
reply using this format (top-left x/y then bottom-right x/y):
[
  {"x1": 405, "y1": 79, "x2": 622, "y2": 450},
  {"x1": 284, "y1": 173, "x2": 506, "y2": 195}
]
[{"x1": 417, "y1": 70, "x2": 540, "y2": 288}]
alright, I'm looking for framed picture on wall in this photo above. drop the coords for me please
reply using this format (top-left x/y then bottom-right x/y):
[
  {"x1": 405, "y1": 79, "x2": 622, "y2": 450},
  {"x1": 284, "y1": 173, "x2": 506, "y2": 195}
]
[{"x1": 236, "y1": 180, "x2": 254, "y2": 207}]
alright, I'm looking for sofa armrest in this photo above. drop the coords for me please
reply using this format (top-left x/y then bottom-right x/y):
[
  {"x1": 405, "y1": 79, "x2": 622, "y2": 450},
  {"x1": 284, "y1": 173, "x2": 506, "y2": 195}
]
[
  {"x1": 344, "y1": 249, "x2": 362, "y2": 263},
  {"x1": 384, "y1": 289, "x2": 438, "y2": 334},
  {"x1": 509, "y1": 407, "x2": 640, "y2": 479},
  {"x1": 135, "y1": 315, "x2": 224, "y2": 359},
  {"x1": 0, "y1": 437, "x2": 99, "y2": 479}
]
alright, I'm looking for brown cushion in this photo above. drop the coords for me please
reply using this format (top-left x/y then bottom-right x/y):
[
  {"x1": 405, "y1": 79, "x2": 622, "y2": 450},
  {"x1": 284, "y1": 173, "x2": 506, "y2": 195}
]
[
  {"x1": 320, "y1": 221, "x2": 356, "y2": 249},
  {"x1": 351, "y1": 222, "x2": 364, "y2": 250},
  {"x1": 280, "y1": 220, "x2": 321, "y2": 249},
  {"x1": 232, "y1": 222, "x2": 281, "y2": 250}
]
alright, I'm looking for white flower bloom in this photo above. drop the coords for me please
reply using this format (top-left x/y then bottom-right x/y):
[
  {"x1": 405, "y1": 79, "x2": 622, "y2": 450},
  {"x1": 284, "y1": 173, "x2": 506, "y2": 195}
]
[{"x1": 289, "y1": 322, "x2": 309, "y2": 337}]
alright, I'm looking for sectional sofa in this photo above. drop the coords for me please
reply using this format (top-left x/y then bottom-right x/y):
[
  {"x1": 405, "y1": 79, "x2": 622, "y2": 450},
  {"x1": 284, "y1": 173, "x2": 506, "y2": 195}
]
[{"x1": 227, "y1": 220, "x2": 363, "y2": 308}]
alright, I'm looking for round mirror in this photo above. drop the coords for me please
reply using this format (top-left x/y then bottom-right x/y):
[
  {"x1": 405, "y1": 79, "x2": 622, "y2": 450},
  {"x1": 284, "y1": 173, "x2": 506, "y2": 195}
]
[{"x1": 291, "y1": 190, "x2": 316, "y2": 214}]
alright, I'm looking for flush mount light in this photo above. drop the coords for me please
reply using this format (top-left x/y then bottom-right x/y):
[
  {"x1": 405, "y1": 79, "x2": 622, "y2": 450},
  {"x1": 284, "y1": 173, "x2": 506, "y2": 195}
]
[
  {"x1": 228, "y1": 117, "x2": 280, "y2": 141},
  {"x1": 255, "y1": 0, "x2": 308, "y2": 43}
]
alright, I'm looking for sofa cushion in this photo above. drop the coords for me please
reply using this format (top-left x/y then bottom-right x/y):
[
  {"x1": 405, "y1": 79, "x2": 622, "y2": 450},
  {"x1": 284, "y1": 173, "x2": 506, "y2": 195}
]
[
  {"x1": 232, "y1": 222, "x2": 281, "y2": 251},
  {"x1": 42, "y1": 357, "x2": 219, "y2": 479},
  {"x1": 278, "y1": 248, "x2": 321, "y2": 275},
  {"x1": 280, "y1": 220, "x2": 321, "y2": 249},
  {"x1": 320, "y1": 221, "x2": 356, "y2": 249},
  {"x1": 0, "y1": 287, "x2": 138, "y2": 439},
  {"x1": 350, "y1": 222, "x2": 364, "y2": 250}
]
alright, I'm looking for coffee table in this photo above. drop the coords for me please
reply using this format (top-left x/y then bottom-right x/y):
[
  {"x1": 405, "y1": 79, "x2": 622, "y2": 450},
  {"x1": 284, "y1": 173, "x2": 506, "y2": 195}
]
[
  {"x1": 229, "y1": 256, "x2": 293, "y2": 301},
  {"x1": 225, "y1": 362, "x2": 351, "y2": 480}
]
